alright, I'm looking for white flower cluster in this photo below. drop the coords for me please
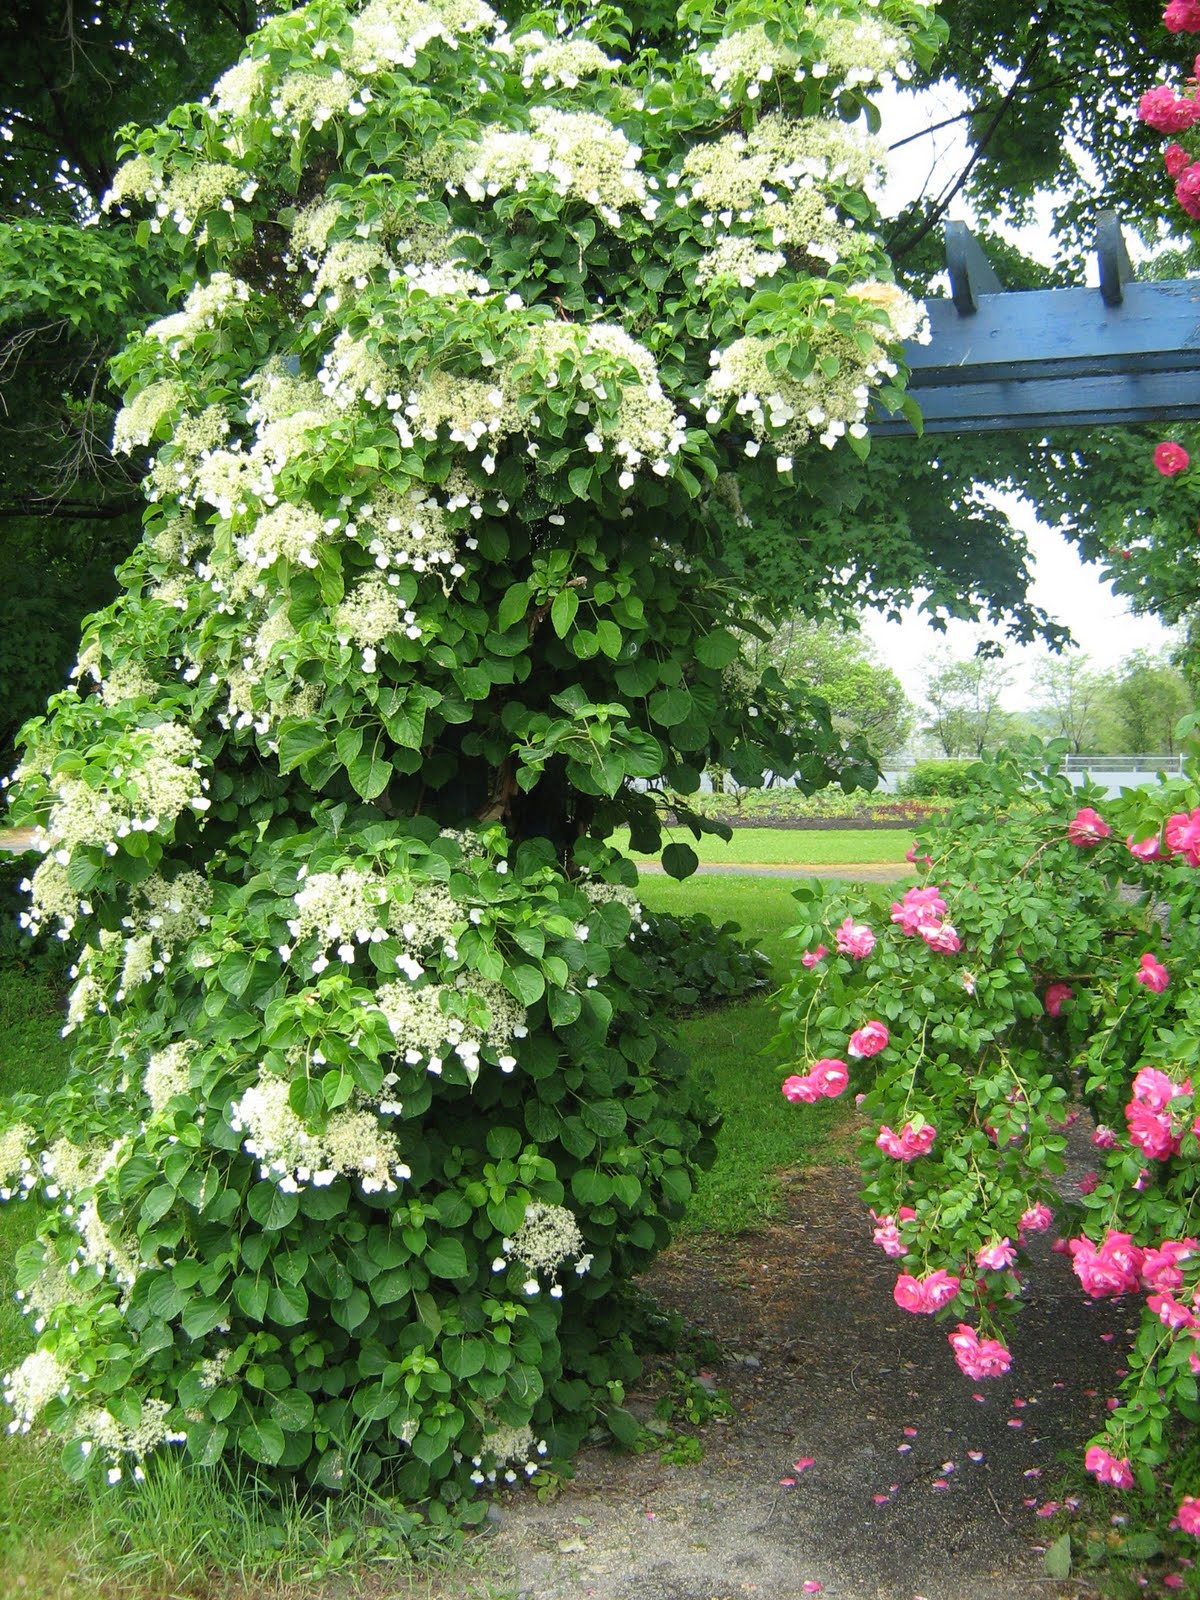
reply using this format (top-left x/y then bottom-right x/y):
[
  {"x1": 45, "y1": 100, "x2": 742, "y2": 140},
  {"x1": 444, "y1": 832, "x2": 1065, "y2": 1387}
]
[
  {"x1": 507, "y1": 1201, "x2": 583, "y2": 1273},
  {"x1": 389, "y1": 881, "x2": 463, "y2": 955},
  {"x1": 288, "y1": 198, "x2": 343, "y2": 266},
  {"x1": 356, "y1": 487, "x2": 463, "y2": 578},
  {"x1": 401, "y1": 370, "x2": 518, "y2": 457},
  {"x1": 696, "y1": 22, "x2": 801, "y2": 98},
  {"x1": 462, "y1": 107, "x2": 650, "y2": 226},
  {"x1": 210, "y1": 56, "x2": 267, "y2": 117},
  {"x1": 158, "y1": 162, "x2": 258, "y2": 237},
  {"x1": 317, "y1": 331, "x2": 397, "y2": 410},
  {"x1": 146, "y1": 406, "x2": 232, "y2": 506},
  {"x1": 695, "y1": 236, "x2": 786, "y2": 293},
  {"x1": 19, "y1": 856, "x2": 81, "y2": 939},
  {"x1": 76, "y1": 1398, "x2": 186, "y2": 1479},
  {"x1": 102, "y1": 155, "x2": 164, "y2": 215},
  {"x1": 269, "y1": 70, "x2": 355, "y2": 139},
  {"x1": 3, "y1": 1348, "x2": 71, "y2": 1435},
  {"x1": 0, "y1": 1122, "x2": 36, "y2": 1201},
  {"x1": 144, "y1": 273, "x2": 252, "y2": 355},
  {"x1": 286, "y1": 867, "x2": 390, "y2": 965},
  {"x1": 16, "y1": 1254, "x2": 89, "y2": 1326},
  {"x1": 334, "y1": 577, "x2": 423, "y2": 655},
  {"x1": 310, "y1": 239, "x2": 390, "y2": 304},
  {"x1": 528, "y1": 321, "x2": 687, "y2": 482},
  {"x1": 582, "y1": 881, "x2": 643, "y2": 921},
  {"x1": 346, "y1": 0, "x2": 499, "y2": 76},
  {"x1": 517, "y1": 32, "x2": 619, "y2": 89},
  {"x1": 76, "y1": 1195, "x2": 140, "y2": 1289},
  {"x1": 236, "y1": 502, "x2": 324, "y2": 572},
  {"x1": 127, "y1": 870, "x2": 213, "y2": 947},
  {"x1": 707, "y1": 308, "x2": 904, "y2": 455},
  {"x1": 118, "y1": 933, "x2": 156, "y2": 998},
  {"x1": 143, "y1": 1043, "x2": 194, "y2": 1117},
  {"x1": 847, "y1": 279, "x2": 931, "y2": 345},
  {"x1": 112, "y1": 380, "x2": 186, "y2": 455},
  {"x1": 376, "y1": 981, "x2": 466, "y2": 1070},
  {"x1": 815, "y1": 12, "x2": 914, "y2": 89},
  {"x1": 99, "y1": 659, "x2": 160, "y2": 708},
  {"x1": 33, "y1": 722, "x2": 207, "y2": 868},
  {"x1": 470, "y1": 1421, "x2": 548, "y2": 1484},
  {"x1": 402, "y1": 260, "x2": 492, "y2": 299},
  {"x1": 229, "y1": 1076, "x2": 412, "y2": 1193}
]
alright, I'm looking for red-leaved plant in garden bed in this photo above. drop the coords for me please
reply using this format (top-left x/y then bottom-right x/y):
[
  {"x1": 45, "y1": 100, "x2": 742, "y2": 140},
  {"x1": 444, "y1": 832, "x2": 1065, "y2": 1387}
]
[{"x1": 774, "y1": 743, "x2": 1200, "y2": 1552}]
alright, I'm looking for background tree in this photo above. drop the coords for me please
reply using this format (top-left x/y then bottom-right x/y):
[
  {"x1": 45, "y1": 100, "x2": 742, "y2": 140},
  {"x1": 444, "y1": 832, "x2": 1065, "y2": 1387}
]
[
  {"x1": 1029, "y1": 653, "x2": 1118, "y2": 755},
  {"x1": 1108, "y1": 649, "x2": 1194, "y2": 754},
  {"x1": 922, "y1": 652, "x2": 1018, "y2": 757},
  {"x1": 748, "y1": 616, "x2": 913, "y2": 758}
]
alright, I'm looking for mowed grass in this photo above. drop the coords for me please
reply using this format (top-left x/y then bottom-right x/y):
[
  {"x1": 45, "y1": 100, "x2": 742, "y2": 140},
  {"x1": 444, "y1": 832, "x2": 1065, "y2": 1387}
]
[
  {"x1": 613, "y1": 822, "x2": 915, "y2": 868},
  {"x1": 637, "y1": 872, "x2": 857, "y2": 1234}
]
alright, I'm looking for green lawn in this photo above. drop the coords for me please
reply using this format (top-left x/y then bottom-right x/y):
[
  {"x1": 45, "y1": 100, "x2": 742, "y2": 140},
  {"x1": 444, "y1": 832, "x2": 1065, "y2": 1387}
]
[{"x1": 613, "y1": 823, "x2": 916, "y2": 868}]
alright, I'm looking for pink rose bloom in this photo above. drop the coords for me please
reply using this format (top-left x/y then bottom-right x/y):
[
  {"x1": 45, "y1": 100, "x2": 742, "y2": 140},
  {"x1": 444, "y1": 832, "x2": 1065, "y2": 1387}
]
[
  {"x1": 1044, "y1": 982, "x2": 1074, "y2": 1018},
  {"x1": 1135, "y1": 953, "x2": 1170, "y2": 993},
  {"x1": 1131, "y1": 1066, "x2": 1181, "y2": 1111},
  {"x1": 834, "y1": 916, "x2": 875, "y2": 959},
  {"x1": 1149, "y1": 1291, "x2": 1198, "y2": 1331},
  {"x1": 1020, "y1": 1202, "x2": 1053, "y2": 1233},
  {"x1": 1166, "y1": 808, "x2": 1200, "y2": 864},
  {"x1": 809, "y1": 1058, "x2": 849, "y2": 1098},
  {"x1": 1142, "y1": 1239, "x2": 1196, "y2": 1291},
  {"x1": 893, "y1": 1273, "x2": 927, "y2": 1313},
  {"x1": 1166, "y1": 0, "x2": 1200, "y2": 32},
  {"x1": 1079, "y1": 1170, "x2": 1099, "y2": 1195},
  {"x1": 782, "y1": 1073, "x2": 820, "y2": 1104},
  {"x1": 1156, "y1": 440, "x2": 1193, "y2": 475},
  {"x1": 1166, "y1": 141, "x2": 1193, "y2": 177},
  {"x1": 904, "y1": 842, "x2": 933, "y2": 867},
  {"x1": 872, "y1": 1214, "x2": 906, "y2": 1258},
  {"x1": 1126, "y1": 1101, "x2": 1181, "y2": 1161},
  {"x1": 890, "y1": 885, "x2": 947, "y2": 935},
  {"x1": 1127, "y1": 830, "x2": 1170, "y2": 861},
  {"x1": 876, "y1": 1120, "x2": 937, "y2": 1161},
  {"x1": 1177, "y1": 1496, "x2": 1200, "y2": 1535},
  {"x1": 976, "y1": 1238, "x2": 1017, "y2": 1272},
  {"x1": 918, "y1": 920, "x2": 961, "y2": 954},
  {"x1": 801, "y1": 944, "x2": 828, "y2": 968},
  {"x1": 1067, "y1": 806, "x2": 1111, "y2": 846},
  {"x1": 1070, "y1": 1232, "x2": 1144, "y2": 1298},
  {"x1": 1091, "y1": 1124, "x2": 1119, "y2": 1150},
  {"x1": 1140, "y1": 85, "x2": 1200, "y2": 131},
  {"x1": 848, "y1": 1020, "x2": 889, "y2": 1059},
  {"x1": 894, "y1": 1269, "x2": 961, "y2": 1314},
  {"x1": 948, "y1": 1323, "x2": 1012, "y2": 1380},
  {"x1": 1085, "y1": 1445, "x2": 1135, "y2": 1489}
]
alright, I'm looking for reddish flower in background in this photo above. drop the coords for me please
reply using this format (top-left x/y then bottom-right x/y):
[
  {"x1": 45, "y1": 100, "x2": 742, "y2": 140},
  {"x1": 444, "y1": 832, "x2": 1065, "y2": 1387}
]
[
  {"x1": 976, "y1": 1238, "x2": 1017, "y2": 1272},
  {"x1": 1135, "y1": 953, "x2": 1170, "y2": 993},
  {"x1": 1070, "y1": 1231, "x2": 1144, "y2": 1297},
  {"x1": 918, "y1": 920, "x2": 962, "y2": 954},
  {"x1": 905, "y1": 842, "x2": 933, "y2": 866},
  {"x1": 1166, "y1": 141, "x2": 1193, "y2": 175},
  {"x1": 1165, "y1": 0, "x2": 1200, "y2": 32},
  {"x1": 1127, "y1": 831, "x2": 1170, "y2": 861},
  {"x1": 1068, "y1": 807, "x2": 1111, "y2": 845},
  {"x1": 890, "y1": 884, "x2": 946, "y2": 935},
  {"x1": 894, "y1": 1269, "x2": 961, "y2": 1314},
  {"x1": 1176, "y1": 1496, "x2": 1200, "y2": 1535},
  {"x1": 1020, "y1": 1202, "x2": 1054, "y2": 1233},
  {"x1": 1044, "y1": 982, "x2": 1074, "y2": 1018},
  {"x1": 1139, "y1": 84, "x2": 1200, "y2": 130},
  {"x1": 1166, "y1": 808, "x2": 1200, "y2": 863},
  {"x1": 1141, "y1": 1239, "x2": 1196, "y2": 1291},
  {"x1": 800, "y1": 944, "x2": 828, "y2": 968},
  {"x1": 808, "y1": 1058, "x2": 849, "y2": 1098},
  {"x1": 876, "y1": 1120, "x2": 937, "y2": 1161},
  {"x1": 1156, "y1": 439, "x2": 1192, "y2": 474},
  {"x1": 834, "y1": 916, "x2": 875, "y2": 959}
]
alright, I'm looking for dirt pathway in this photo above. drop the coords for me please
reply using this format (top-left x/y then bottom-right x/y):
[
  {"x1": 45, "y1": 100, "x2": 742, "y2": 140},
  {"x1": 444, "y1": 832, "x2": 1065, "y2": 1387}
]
[{"x1": 490, "y1": 1163, "x2": 1127, "y2": 1600}]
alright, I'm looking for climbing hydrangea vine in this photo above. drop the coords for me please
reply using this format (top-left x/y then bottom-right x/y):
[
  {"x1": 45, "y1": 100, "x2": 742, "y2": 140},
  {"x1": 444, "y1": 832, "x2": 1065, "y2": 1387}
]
[{"x1": 1, "y1": 0, "x2": 940, "y2": 1499}]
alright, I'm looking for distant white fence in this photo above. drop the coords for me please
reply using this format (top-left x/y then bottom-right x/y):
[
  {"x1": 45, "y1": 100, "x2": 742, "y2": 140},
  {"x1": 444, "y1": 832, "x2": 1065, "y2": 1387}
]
[{"x1": 879, "y1": 755, "x2": 1185, "y2": 798}]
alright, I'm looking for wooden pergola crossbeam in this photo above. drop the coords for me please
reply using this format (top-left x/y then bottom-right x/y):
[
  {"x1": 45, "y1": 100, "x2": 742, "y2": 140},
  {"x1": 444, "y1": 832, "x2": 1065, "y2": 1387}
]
[{"x1": 872, "y1": 213, "x2": 1200, "y2": 435}]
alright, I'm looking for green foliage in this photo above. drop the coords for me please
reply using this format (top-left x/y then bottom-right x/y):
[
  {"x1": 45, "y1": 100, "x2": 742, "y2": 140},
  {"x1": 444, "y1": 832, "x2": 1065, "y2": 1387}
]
[
  {"x1": 896, "y1": 759, "x2": 980, "y2": 798},
  {"x1": 635, "y1": 911, "x2": 770, "y2": 1011}
]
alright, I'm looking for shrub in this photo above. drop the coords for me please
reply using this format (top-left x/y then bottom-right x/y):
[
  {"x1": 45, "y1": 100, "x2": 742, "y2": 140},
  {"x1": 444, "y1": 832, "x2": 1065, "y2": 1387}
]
[
  {"x1": 637, "y1": 911, "x2": 770, "y2": 1010},
  {"x1": 896, "y1": 759, "x2": 980, "y2": 798}
]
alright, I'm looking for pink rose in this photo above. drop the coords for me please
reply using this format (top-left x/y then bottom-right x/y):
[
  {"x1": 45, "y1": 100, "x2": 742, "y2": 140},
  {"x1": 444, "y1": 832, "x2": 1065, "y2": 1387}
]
[
  {"x1": 872, "y1": 1214, "x2": 906, "y2": 1258},
  {"x1": 1142, "y1": 1239, "x2": 1196, "y2": 1291},
  {"x1": 1085, "y1": 1445, "x2": 1134, "y2": 1489},
  {"x1": 890, "y1": 885, "x2": 946, "y2": 935},
  {"x1": 1131, "y1": 1066, "x2": 1182, "y2": 1111},
  {"x1": 1149, "y1": 1291, "x2": 1198, "y2": 1331},
  {"x1": 1156, "y1": 440, "x2": 1192, "y2": 475},
  {"x1": 782, "y1": 1073, "x2": 819, "y2": 1104},
  {"x1": 1135, "y1": 953, "x2": 1170, "y2": 993},
  {"x1": 809, "y1": 1058, "x2": 849, "y2": 1098},
  {"x1": 893, "y1": 1269, "x2": 961, "y2": 1314},
  {"x1": 1020, "y1": 1202, "x2": 1053, "y2": 1233},
  {"x1": 1070, "y1": 1231, "x2": 1144, "y2": 1298},
  {"x1": 1126, "y1": 1101, "x2": 1181, "y2": 1161},
  {"x1": 893, "y1": 1273, "x2": 927, "y2": 1314},
  {"x1": 1165, "y1": 0, "x2": 1200, "y2": 32},
  {"x1": 1092, "y1": 1124, "x2": 1119, "y2": 1150},
  {"x1": 877, "y1": 1120, "x2": 936, "y2": 1161},
  {"x1": 834, "y1": 916, "x2": 875, "y2": 959},
  {"x1": 1166, "y1": 141, "x2": 1193, "y2": 176},
  {"x1": 975, "y1": 1238, "x2": 1017, "y2": 1272},
  {"x1": 801, "y1": 944, "x2": 828, "y2": 968},
  {"x1": 848, "y1": 1020, "x2": 889, "y2": 1059},
  {"x1": 1177, "y1": 1496, "x2": 1200, "y2": 1535},
  {"x1": 1139, "y1": 84, "x2": 1200, "y2": 131},
  {"x1": 918, "y1": 920, "x2": 961, "y2": 954},
  {"x1": 904, "y1": 842, "x2": 933, "y2": 867},
  {"x1": 1044, "y1": 982, "x2": 1074, "y2": 1018},
  {"x1": 1067, "y1": 806, "x2": 1111, "y2": 846},
  {"x1": 1166, "y1": 809, "x2": 1200, "y2": 864},
  {"x1": 948, "y1": 1323, "x2": 1012, "y2": 1380},
  {"x1": 1127, "y1": 830, "x2": 1170, "y2": 861}
]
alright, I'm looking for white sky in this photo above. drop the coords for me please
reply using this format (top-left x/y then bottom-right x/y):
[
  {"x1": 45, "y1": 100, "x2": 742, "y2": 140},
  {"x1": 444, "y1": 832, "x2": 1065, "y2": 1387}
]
[{"x1": 861, "y1": 86, "x2": 1173, "y2": 712}]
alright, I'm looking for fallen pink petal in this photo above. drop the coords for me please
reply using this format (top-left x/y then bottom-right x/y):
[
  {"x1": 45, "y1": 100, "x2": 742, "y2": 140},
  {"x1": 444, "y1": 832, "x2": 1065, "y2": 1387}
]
[
  {"x1": 873, "y1": 1492, "x2": 890, "y2": 1504},
  {"x1": 1100, "y1": 1332, "x2": 1115, "y2": 1343},
  {"x1": 794, "y1": 1457, "x2": 815, "y2": 1472},
  {"x1": 1024, "y1": 1469, "x2": 1042, "y2": 1479},
  {"x1": 1164, "y1": 1576, "x2": 1184, "y2": 1591},
  {"x1": 1007, "y1": 1419, "x2": 1024, "y2": 1428},
  {"x1": 802, "y1": 1584, "x2": 823, "y2": 1595},
  {"x1": 903, "y1": 1426, "x2": 918, "y2": 1437},
  {"x1": 932, "y1": 1479, "x2": 950, "y2": 1491},
  {"x1": 898, "y1": 1443, "x2": 912, "y2": 1453},
  {"x1": 968, "y1": 1450, "x2": 985, "y2": 1461},
  {"x1": 973, "y1": 1392, "x2": 986, "y2": 1403},
  {"x1": 779, "y1": 1477, "x2": 797, "y2": 1487}
]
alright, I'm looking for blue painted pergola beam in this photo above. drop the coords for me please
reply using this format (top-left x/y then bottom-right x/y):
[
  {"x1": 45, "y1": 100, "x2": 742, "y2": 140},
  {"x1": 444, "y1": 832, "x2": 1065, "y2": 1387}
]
[{"x1": 872, "y1": 217, "x2": 1200, "y2": 435}]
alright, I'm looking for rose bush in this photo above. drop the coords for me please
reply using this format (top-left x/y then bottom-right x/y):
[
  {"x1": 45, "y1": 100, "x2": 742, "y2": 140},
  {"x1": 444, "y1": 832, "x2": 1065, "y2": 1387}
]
[{"x1": 776, "y1": 743, "x2": 1200, "y2": 1539}]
